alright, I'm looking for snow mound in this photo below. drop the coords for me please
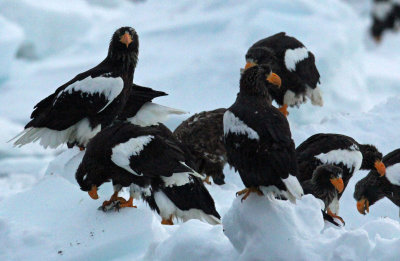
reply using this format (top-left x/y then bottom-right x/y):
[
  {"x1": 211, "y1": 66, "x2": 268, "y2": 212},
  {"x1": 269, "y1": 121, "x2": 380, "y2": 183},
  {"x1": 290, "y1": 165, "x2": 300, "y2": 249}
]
[
  {"x1": 0, "y1": 175, "x2": 168, "y2": 261},
  {"x1": 0, "y1": 15, "x2": 23, "y2": 80},
  {"x1": 223, "y1": 194, "x2": 400, "y2": 261}
]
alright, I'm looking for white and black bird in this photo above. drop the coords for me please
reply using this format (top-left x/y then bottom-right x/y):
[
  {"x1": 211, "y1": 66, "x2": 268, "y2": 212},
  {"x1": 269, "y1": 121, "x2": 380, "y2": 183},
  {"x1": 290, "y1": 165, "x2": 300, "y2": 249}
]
[
  {"x1": 75, "y1": 122, "x2": 221, "y2": 225},
  {"x1": 370, "y1": 0, "x2": 400, "y2": 42},
  {"x1": 12, "y1": 27, "x2": 184, "y2": 150},
  {"x1": 12, "y1": 27, "x2": 140, "y2": 149},
  {"x1": 354, "y1": 148, "x2": 400, "y2": 215},
  {"x1": 245, "y1": 32, "x2": 322, "y2": 116},
  {"x1": 301, "y1": 165, "x2": 345, "y2": 226},
  {"x1": 296, "y1": 133, "x2": 386, "y2": 214},
  {"x1": 223, "y1": 64, "x2": 304, "y2": 202}
]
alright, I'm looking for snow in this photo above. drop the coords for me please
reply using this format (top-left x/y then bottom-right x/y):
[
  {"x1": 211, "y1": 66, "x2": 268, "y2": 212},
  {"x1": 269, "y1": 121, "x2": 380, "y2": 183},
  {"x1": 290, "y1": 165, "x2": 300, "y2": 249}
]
[
  {"x1": 0, "y1": 15, "x2": 23, "y2": 80},
  {"x1": 111, "y1": 135, "x2": 154, "y2": 176},
  {"x1": 284, "y1": 47, "x2": 309, "y2": 71},
  {"x1": 223, "y1": 110, "x2": 260, "y2": 140},
  {"x1": 1, "y1": 0, "x2": 400, "y2": 260},
  {"x1": 315, "y1": 149, "x2": 363, "y2": 171}
]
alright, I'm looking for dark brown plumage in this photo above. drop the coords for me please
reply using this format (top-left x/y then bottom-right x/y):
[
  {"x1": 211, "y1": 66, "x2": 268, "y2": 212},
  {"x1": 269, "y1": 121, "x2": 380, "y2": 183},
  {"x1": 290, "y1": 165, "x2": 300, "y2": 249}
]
[{"x1": 174, "y1": 108, "x2": 227, "y2": 185}]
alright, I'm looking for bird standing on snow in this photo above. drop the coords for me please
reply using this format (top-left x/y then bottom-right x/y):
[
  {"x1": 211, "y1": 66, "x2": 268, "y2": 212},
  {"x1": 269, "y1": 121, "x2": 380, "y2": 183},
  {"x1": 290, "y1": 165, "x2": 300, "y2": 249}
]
[
  {"x1": 302, "y1": 165, "x2": 345, "y2": 226},
  {"x1": 296, "y1": 133, "x2": 385, "y2": 214},
  {"x1": 174, "y1": 108, "x2": 227, "y2": 185},
  {"x1": 245, "y1": 32, "x2": 321, "y2": 116},
  {"x1": 75, "y1": 122, "x2": 220, "y2": 225},
  {"x1": 370, "y1": 0, "x2": 400, "y2": 42},
  {"x1": 223, "y1": 64, "x2": 304, "y2": 202},
  {"x1": 354, "y1": 148, "x2": 400, "y2": 216}
]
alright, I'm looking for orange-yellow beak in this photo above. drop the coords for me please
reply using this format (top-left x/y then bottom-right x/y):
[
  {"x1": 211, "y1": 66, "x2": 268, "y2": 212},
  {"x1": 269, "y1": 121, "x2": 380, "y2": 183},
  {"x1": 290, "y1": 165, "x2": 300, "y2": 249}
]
[
  {"x1": 88, "y1": 185, "x2": 99, "y2": 200},
  {"x1": 374, "y1": 160, "x2": 386, "y2": 177},
  {"x1": 266, "y1": 72, "x2": 282, "y2": 87},
  {"x1": 330, "y1": 177, "x2": 344, "y2": 193},
  {"x1": 357, "y1": 197, "x2": 369, "y2": 215},
  {"x1": 244, "y1": 61, "x2": 256, "y2": 70},
  {"x1": 120, "y1": 32, "x2": 133, "y2": 48}
]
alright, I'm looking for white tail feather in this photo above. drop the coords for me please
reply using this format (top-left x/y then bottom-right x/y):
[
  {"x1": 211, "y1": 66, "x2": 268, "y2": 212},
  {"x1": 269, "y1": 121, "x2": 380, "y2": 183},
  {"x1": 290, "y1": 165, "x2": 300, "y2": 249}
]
[
  {"x1": 127, "y1": 102, "x2": 187, "y2": 127},
  {"x1": 282, "y1": 174, "x2": 304, "y2": 201},
  {"x1": 11, "y1": 118, "x2": 100, "y2": 149}
]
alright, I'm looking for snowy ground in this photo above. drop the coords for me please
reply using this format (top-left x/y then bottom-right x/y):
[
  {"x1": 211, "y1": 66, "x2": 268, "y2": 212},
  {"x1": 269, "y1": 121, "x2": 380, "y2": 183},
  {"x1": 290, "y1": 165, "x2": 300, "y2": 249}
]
[{"x1": 0, "y1": 0, "x2": 399, "y2": 260}]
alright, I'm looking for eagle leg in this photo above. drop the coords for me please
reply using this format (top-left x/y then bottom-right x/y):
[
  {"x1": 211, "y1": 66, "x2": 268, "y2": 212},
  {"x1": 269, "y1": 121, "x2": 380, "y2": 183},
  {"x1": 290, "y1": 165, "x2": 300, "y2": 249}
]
[
  {"x1": 161, "y1": 215, "x2": 174, "y2": 225},
  {"x1": 327, "y1": 208, "x2": 345, "y2": 226},
  {"x1": 278, "y1": 104, "x2": 289, "y2": 117},
  {"x1": 102, "y1": 191, "x2": 121, "y2": 207},
  {"x1": 236, "y1": 187, "x2": 264, "y2": 202},
  {"x1": 79, "y1": 146, "x2": 85, "y2": 151}
]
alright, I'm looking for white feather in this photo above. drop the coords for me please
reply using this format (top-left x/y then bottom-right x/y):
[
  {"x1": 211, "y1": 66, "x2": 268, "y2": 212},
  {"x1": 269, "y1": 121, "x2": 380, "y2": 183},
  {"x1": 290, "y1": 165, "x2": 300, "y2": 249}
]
[
  {"x1": 127, "y1": 102, "x2": 187, "y2": 127},
  {"x1": 153, "y1": 191, "x2": 221, "y2": 225},
  {"x1": 223, "y1": 110, "x2": 259, "y2": 140},
  {"x1": 111, "y1": 135, "x2": 154, "y2": 176},
  {"x1": 281, "y1": 174, "x2": 304, "y2": 200},
  {"x1": 306, "y1": 85, "x2": 323, "y2": 106},
  {"x1": 11, "y1": 118, "x2": 100, "y2": 149},
  {"x1": 284, "y1": 47, "x2": 309, "y2": 72},
  {"x1": 315, "y1": 149, "x2": 363, "y2": 172},
  {"x1": 56, "y1": 76, "x2": 124, "y2": 113},
  {"x1": 327, "y1": 196, "x2": 340, "y2": 214},
  {"x1": 372, "y1": 1, "x2": 393, "y2": 21},
  {"x1": 283, "y1": 90, "x2": 304, "y2": 107},
  {"x1": 162, "y1": 173, "x2": 193, "y2": 187},
  {"x1": 385, "y1": 163, "x2": 400, "y2": 186}
]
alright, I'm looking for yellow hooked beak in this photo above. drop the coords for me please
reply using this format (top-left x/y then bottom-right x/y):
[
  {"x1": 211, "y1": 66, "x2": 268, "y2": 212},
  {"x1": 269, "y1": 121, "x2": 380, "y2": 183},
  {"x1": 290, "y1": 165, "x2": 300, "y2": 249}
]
[
  {"x1": 120, "y1": 32, "x2": 133, "y2": 48},
  {"x1": 357, "y1": 197, "x2": 370, "y2": 215},
  {"x1": 330, "y1": 177, "x2": 344, "y2": 193},
  {"x1": 266, "y1": 72, "x2": 282, "y2": 87},
  {"x1": 88, "y1": 185, "x2": 99, "y2": 200},
  {"x1": 374, "y1": 160, "x2": 386, "y2": 177}
]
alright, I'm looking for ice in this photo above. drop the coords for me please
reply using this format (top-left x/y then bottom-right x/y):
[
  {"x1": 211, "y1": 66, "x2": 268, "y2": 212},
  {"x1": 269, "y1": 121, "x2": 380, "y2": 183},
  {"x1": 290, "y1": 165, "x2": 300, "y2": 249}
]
[
  {"x1": 0, "y1": 15, "x2": 23, "y2": 80},
  {"x1": 1, "y1": 0, "x2": 400, "y2": 259}
]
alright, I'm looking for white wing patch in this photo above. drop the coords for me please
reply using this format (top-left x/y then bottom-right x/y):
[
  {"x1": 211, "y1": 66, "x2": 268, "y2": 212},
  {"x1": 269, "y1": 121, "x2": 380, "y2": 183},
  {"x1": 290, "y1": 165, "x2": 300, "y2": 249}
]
[
  {"x1": 162, "y1": 173, "x2": 193, "y2": 187},
  {"x1": 127, "y1": 102, "x2": 187, "y2": 127},
  {"x1": 56, "y1": 75, "x2": 124, "y2": 112},
  {"x1": 223, "y1": 110, "x2": 259, "y2": 140},
  {"x1": 372, "y1": 2, "x2": 392, "y2": 21},
  {"x1": 284, "y1": 47, "x2": 309, "y2": 72},
  {"x1": 385, "y1": 163, "x2": 400, "y2": 186},
  {"x1": 111, "y1": 135, "x2": 154, "y2": 176},
  {"x1": 315, "y1": 149, "x2": 362, "y2": 172}
]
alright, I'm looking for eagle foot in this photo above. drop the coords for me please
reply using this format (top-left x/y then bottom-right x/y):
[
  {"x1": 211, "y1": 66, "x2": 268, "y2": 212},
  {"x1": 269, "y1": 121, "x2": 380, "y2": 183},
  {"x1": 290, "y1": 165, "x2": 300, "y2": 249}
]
[
  {"x1": 236, "y1": 187, "x2": 264, "y2": 202},
  {"x1": 327, "y1": 209, "x2": 345, "y2": 226},
  {"x1": 117, "y1": 197, "x2": 136, "y2": 209},
  {"x1": 161, "y1": 215, "x2": 174, "y2": 225},
  {"x1": 203, "y1": 175, "x2": 212, "y2": 185},
  {"x1": 278, "y1": 104, "x2": 289, "y2": 117}
]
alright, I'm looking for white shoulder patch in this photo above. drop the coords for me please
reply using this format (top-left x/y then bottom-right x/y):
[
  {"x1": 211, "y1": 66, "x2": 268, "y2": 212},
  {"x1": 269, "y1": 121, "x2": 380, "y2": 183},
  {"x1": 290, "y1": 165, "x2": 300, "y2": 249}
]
[
  {"x1": 281, "y1": 174, "x2": 304, "y2": 200},
  {"x1": 284, "y1": 47, "x2": 309, "y2": 72},
  {"x1": 385, "y1": 163, "x2": 400, "y2": 186},
  {"x1": 127, "y1": 102, "x2": 187, "y2": 127},
  {"x1": 111, "y1": 135, "x2": 154, "y2": 176},
  {"x1": 372, "y1": 2, "x2": 392, "y2": 21},
  {"x1": 315, "y1": 149, "x2": 362, "y2": 172},
  {"x1": 162, "y1": 173, "x2": 193, "y2": 187},
  {"x1": 223, "y1": 110, "x2": 259, "y2": 140},
  {"x1": 56, "y1": 75, "x2": 124, "y2": 112}
]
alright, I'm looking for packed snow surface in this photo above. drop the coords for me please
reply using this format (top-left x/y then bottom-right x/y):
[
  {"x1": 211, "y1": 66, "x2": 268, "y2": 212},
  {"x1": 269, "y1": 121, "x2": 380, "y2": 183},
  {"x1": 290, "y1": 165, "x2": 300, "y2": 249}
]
[{"x1": 1, "y1": 0, "x2": 400, "y2": 260}]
